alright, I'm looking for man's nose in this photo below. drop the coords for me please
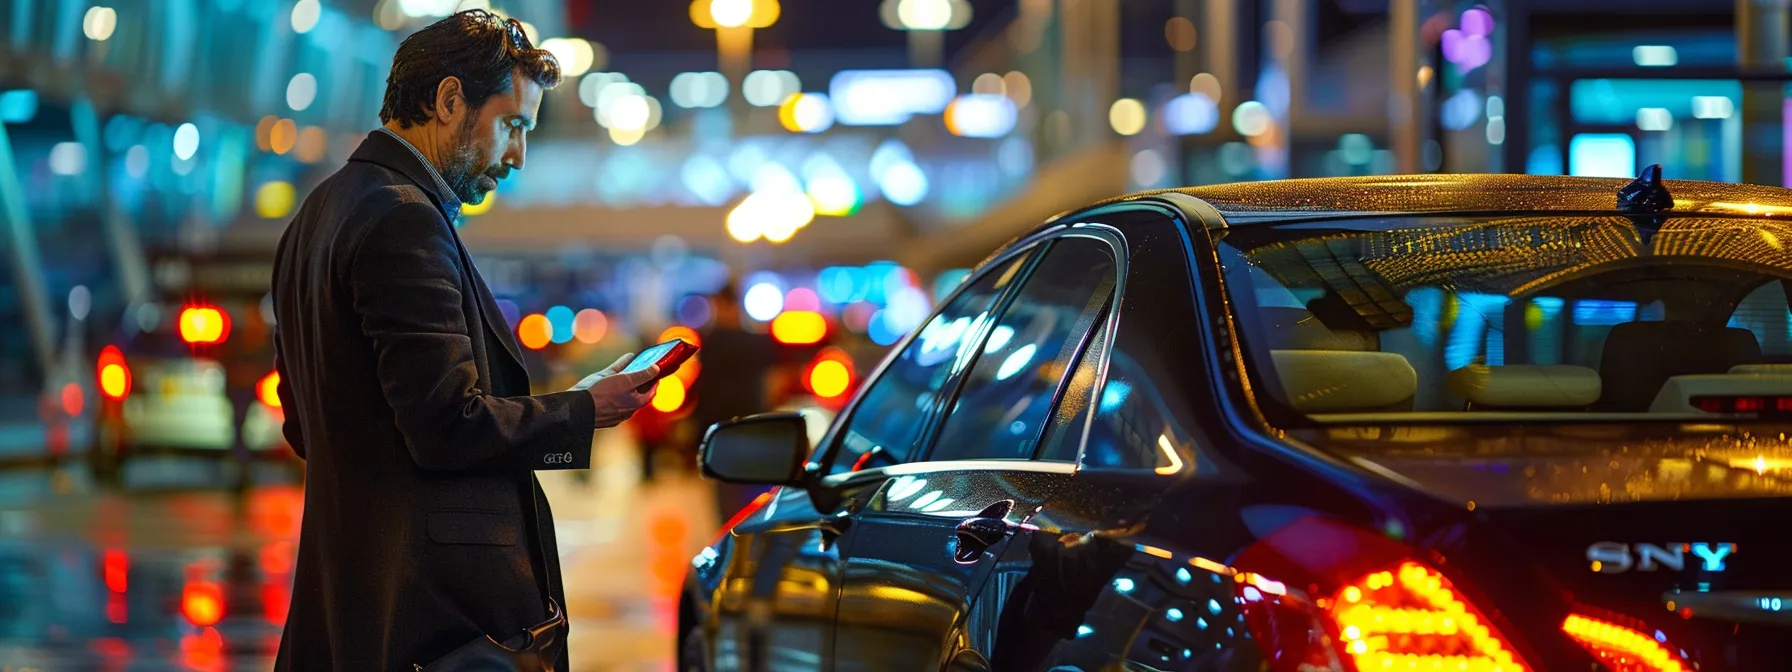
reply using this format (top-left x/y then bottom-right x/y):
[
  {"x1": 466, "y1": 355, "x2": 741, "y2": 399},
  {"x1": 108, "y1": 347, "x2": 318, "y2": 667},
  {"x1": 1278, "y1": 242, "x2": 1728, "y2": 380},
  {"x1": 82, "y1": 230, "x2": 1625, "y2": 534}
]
[{"x1": 504, "y1": 135, "x2": 526, "y2": 172}]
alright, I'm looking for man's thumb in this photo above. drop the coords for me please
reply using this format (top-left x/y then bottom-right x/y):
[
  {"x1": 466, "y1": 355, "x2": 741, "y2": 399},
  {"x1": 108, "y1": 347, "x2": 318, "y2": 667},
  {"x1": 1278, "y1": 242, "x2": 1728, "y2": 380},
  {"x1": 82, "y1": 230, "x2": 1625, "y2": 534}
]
[{"x1": 620, "y1": 365, "x2": 660, "y2": 387}]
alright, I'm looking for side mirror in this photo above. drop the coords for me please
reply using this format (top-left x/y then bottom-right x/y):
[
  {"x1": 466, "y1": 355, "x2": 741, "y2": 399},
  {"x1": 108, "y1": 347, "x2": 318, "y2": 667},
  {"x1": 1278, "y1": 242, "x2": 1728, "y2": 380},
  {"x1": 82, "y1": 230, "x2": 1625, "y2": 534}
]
[{"x1": 699, "y1": 412, "x2": 811, "y2": 485}]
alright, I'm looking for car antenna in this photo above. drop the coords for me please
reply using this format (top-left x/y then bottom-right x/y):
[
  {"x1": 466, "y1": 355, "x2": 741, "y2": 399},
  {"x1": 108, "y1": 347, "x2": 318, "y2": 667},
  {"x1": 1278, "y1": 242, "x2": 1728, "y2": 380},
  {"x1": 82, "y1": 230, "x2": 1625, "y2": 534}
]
[
  {"x1": 1617, "y1": 164, "x2": 1672, "y2": 249},
  {"x1": 1617, "y1": 164, "x2": 1673, "y2": 214}
]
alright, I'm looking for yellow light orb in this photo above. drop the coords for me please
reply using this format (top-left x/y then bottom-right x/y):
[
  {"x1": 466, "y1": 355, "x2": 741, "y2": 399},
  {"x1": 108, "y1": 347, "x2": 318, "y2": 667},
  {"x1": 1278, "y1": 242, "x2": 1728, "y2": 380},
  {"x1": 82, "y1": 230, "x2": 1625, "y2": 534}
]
[{"x1": 1109, "y1": 98, "x2": 1147, "y2": 136}]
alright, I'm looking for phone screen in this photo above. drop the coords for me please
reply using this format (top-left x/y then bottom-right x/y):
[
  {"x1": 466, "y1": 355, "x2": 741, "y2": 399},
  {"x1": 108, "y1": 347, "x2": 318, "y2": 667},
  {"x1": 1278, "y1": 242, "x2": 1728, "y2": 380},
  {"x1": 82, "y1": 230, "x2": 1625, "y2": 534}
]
[{"x1": 623, "y1": 340, "x2": 681, "y2": 374}]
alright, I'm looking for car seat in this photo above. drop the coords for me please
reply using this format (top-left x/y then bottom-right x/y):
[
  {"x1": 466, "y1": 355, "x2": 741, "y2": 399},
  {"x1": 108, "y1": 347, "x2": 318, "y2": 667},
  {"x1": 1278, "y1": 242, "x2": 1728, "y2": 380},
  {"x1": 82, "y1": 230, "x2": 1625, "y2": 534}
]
[{"x1": 1594, "y1": 321, "x2": 1763, "y2": 411}]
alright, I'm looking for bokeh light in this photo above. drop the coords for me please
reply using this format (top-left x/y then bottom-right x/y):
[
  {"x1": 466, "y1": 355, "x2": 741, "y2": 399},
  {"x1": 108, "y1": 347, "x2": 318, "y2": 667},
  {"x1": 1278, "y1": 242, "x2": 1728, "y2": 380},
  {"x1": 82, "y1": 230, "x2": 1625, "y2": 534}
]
[
  {"x1": 651, "y1": 376, "x2": 686, "y2": 412},
  {"x1": 518, "y1": 314, "x2": 551, "y2": 350},
  {"x1": 743, "y1": 282, "x2": 784, "y2": 321},
  {"x1": 1232, "y1": 100, "x2": 1272, "y2": 136},
  {"x1": 772, "y1": 311, "x2": 827, "y2": 344},
  {"x1": 270, "y1": 119, "x2": 298, "y2": 155},
  {"x1": 778, "y1": 93, "x2": 834, "y2": 133},
  {"x1": 1109, "y1": 99, "x2": 1146, "y2": 136},
  {"x1": 286, "y1": 73, "x2": 318, "y2": 112},
  {"x1": 808, "y1": 359, "x2": 851, "y2": 398},
  {"x1": 291, "y1": 0, "x2": 321, "y2": 33},
  {"x1": 255, "y1": 181, "x2": 296, "y2": 219},
  {"x1": 173, "y1": 123, "x2": 200, "y2": 160},
  {"x1": 545, "y1": 305, "x2": 576, "y2": 344},
  {"x1": 574, "y1": 309, "x2": 608, "y2": 343},
  {"x1": 83, "y1": 6, "x2": 117, "y2": 41}
]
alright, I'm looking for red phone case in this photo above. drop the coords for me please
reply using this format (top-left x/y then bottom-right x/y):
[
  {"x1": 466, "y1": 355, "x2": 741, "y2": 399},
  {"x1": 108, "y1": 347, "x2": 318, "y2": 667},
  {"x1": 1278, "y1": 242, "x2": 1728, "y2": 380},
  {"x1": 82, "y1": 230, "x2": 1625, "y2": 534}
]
[{"x1": 638, "y1": 339, "x2": 698, "y2": 392}]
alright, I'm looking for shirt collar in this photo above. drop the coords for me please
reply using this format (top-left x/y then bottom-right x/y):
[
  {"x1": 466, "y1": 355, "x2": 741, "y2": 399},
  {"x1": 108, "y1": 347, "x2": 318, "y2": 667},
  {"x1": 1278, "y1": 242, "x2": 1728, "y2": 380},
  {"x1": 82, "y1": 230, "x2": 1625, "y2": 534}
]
[{"x1": 373, "y1": 127, "x2": 462, "y2": 217}]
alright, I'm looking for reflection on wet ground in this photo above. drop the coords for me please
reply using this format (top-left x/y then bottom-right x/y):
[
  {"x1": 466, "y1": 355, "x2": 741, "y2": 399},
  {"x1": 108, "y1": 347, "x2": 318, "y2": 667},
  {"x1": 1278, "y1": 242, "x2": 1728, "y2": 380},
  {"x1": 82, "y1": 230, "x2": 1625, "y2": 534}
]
[{"x1": 0, "y1": 431, "x2": 716, "y2": 671}]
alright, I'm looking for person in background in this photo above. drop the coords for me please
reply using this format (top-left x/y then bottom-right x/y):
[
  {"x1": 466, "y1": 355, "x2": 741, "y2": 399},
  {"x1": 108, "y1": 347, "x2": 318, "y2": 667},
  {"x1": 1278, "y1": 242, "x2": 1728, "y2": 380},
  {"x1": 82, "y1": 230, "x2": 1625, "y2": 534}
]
[
  {"x1": 688, "y1": 282, "x2": 780, "y2": 522},
  {"x1": 268, "y1": 10, "x2": 657, "y2": 670}
]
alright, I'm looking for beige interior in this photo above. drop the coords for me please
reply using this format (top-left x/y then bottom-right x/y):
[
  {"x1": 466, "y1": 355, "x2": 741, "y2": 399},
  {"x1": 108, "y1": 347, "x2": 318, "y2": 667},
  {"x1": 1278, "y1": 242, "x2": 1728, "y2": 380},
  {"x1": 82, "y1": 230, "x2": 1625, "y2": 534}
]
[
  {"x1": 1729, "y1": 363, "x2": 1792, "y2": 375},
  {"x1": 1270, "y1": 350, "x2": 1417, "y2": 412},
  {"x1": 1446, "y1": 364, "x2": 1602, "y2": 409}
]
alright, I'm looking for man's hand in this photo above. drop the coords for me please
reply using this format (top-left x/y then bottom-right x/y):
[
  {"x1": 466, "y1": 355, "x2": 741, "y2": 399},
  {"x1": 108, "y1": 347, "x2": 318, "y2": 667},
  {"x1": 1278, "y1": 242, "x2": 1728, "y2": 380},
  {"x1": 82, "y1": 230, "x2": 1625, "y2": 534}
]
[{"x1": 581, "y1": 353, "x2": 659, "y2": 429}]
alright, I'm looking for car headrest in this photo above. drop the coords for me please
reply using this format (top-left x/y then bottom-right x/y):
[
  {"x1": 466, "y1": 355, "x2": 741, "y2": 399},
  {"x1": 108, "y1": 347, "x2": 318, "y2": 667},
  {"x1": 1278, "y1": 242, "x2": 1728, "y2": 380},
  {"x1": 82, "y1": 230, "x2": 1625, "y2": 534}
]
[
  {"x1": 1595, "y1": 321, "x2": 1763, "y2": 411},
  {"x1": 1259, "y1": 307, "x2": 1379, "y2": 351},
  {"x1": 1649, "y1": 372, "x2": 1792, "y2": 414},
  {"x1": 1270, "y1": 350, "x2": 1416, "y2": 412},
  {"x1": 1446, "y1": 364, "x2": 1602, "y2": 408}
]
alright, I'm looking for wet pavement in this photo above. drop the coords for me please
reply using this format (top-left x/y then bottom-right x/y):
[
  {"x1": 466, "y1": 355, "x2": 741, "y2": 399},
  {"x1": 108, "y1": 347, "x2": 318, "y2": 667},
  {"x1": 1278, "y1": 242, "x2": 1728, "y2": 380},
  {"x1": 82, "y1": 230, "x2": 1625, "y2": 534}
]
[{"x1": 0, "y1": 430, "x2": 716, "y2": 671}]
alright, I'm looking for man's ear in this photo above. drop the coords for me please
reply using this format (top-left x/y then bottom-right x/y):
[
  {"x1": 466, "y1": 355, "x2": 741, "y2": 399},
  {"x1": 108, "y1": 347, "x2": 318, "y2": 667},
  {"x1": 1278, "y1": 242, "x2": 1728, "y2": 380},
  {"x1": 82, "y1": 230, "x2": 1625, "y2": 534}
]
[{"x1": 432, "y1": 76, "x2": 466, "y2": 124}]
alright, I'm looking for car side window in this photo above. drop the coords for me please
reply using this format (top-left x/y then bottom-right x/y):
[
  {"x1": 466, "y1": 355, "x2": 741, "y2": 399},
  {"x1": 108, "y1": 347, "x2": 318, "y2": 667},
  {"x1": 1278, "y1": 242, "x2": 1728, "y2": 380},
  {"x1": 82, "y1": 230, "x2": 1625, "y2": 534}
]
[
  {"x1": 1036, "y1": 316, "x2": 1110, "y2": 462},
  {"x1": 828, "y1": 251, "x2": 1034, "y2": 475},
  {"x1": 928, "y1": 237, "x2": 1118, "y2": 462}
]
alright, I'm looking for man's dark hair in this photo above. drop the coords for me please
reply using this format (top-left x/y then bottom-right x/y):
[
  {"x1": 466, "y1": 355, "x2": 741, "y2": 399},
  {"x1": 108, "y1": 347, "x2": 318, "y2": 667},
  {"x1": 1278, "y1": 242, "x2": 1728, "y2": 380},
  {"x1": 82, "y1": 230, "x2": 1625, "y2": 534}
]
[{"x1": 379, "y1": 10, "x2": 562, "y2": 128}]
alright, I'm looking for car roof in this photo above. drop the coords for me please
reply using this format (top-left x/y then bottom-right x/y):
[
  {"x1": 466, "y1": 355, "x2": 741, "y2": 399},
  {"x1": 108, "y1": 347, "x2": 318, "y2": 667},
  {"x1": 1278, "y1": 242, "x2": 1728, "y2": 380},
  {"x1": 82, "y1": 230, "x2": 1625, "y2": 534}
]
[{"x1": 1059, "y1": 174, "x2": 1792, "y2": 227}]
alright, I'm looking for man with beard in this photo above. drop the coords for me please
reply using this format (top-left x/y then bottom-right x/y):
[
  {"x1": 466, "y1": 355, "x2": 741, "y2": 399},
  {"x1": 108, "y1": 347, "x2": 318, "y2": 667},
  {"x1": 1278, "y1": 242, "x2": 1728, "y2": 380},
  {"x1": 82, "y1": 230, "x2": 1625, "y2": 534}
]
[{"x1": 268, "y1": 10, "x2": 658, "y2": 670}]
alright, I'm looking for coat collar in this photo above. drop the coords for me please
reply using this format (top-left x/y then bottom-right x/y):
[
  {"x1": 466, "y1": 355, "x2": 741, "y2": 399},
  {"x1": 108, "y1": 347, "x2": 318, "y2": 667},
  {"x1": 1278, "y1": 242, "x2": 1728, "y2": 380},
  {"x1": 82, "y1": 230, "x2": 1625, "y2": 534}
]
[{"x1": 349, "y1": 129, "x2": 463, "y2": 219}]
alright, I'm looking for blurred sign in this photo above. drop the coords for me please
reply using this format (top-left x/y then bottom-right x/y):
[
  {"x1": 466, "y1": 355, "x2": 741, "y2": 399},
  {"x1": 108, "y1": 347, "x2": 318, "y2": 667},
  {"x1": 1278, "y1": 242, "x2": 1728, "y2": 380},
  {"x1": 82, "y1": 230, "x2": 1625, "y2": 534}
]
[{"x1": 829, "y1": 69, "x2": 955, "y2": 126}]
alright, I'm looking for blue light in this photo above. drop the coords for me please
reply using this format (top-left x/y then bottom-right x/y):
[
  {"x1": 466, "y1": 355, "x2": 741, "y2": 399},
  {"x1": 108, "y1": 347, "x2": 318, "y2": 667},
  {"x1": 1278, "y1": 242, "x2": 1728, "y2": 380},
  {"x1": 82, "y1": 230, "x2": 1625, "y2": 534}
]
[
  {"x1": 1183, "y1": 649, "x2": 1192, "y2": 658},
  {"x1": 1113, "y1": 577, "x2": 1135, "y2": 593},
  {"x1": 1076, "y1": 625, "x2": 1094, "y2": 638},
  {"x1": 1569, "y1": 133, "x2": 1637, "y2": 178},
  {"x1": 1440, "y1": 90, "x2": 1484, "y2": 131},
  {"x1": 1164, "y1": 93, "x2": 1220, "y2": 135},
  {"x1": 1571, "y1": 299, "x2": 1638, "y2": 326},
  {"x1": 546, "y1": 306, "x2": 575, "y2": 344},
  {"x1": 1166, "y1": 608, "x2": 1184, "y2": 622},
  {"x1": 1175, "y1": 567, "x2": 1192, "y2": 584},
  {"x1": 995, "y1": 344, "x2": 1037, "y2": 381},
  {"x1": 818, "y1": 267, "x2": 863, "y2": 304},
  {"x1": 879, "y1": 161, "x2": 929, "y2": 206},
  {"x1": 1655, "y1": 630, "x2": 1667, "y2": 642},
  {"x1": 0, "y1": 90, "x2": 37, "y2": 123},
  {"x1": 1689, "y1": 542, "x2": 1735, "y2": 571},
  {"x1": 1196, "y1": 617, "x2": 1207, "y2": 630},
  {"x1": 1526, "y1": 145, "x2": 1565, "y2": 175},
  {"x1": 1009, "y1": 421, "x2": 1027, "y2": 435},
  {"x1": 1208, "y1": 599, "x2": 1222, "y2": 614},
  {"x1": 1099, "y1": 381, "x2": 1131, "y2": 412},
  {"x1": 868, "y1": 309, "x2": 903, "y2": 346}
]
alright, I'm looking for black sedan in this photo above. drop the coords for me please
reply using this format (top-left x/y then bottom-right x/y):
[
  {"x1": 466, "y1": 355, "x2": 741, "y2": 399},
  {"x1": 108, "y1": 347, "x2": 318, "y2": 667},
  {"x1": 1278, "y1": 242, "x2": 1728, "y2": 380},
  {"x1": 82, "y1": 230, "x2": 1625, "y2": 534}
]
[{"x1": 681, "y1": 168, "x2": 1792, "y2": 672}]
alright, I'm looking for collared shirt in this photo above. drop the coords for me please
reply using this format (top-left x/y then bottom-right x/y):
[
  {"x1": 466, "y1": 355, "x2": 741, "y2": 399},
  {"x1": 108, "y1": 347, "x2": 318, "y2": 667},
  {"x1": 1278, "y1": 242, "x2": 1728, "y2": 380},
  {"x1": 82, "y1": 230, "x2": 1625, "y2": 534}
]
[{"x1": 373, "y1": 127, "x2": 462, "y2": 217}]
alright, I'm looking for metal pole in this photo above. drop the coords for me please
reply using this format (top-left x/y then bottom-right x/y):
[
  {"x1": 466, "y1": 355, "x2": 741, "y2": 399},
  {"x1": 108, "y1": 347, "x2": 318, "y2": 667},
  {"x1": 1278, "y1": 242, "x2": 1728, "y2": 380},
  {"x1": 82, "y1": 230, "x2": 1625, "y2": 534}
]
[
  {"x1": 1739, "y1": 0, "x2": 1789, "y2": 186},
  {"x1": 0, "y1": 121, "x2": 58, "y2": 384},
  {"x1": 1390, "y1": 0, "x2": 1424, "y2": 173}
]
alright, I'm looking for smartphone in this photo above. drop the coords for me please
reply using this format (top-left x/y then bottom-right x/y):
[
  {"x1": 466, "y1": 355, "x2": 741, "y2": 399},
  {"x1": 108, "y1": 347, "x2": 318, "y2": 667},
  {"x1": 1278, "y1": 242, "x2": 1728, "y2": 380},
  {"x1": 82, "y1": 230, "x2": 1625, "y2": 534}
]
[{"x1": 623, "y1": 338, "x2": 699, "y2": 392}]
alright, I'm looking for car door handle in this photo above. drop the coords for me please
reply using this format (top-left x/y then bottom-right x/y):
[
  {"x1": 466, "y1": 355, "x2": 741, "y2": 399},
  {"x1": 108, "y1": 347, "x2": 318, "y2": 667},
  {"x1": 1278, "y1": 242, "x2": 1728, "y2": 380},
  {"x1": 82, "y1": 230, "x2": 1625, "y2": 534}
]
[{"x1": 953, "y1": 516, "x2": 1009, "y2": 564}]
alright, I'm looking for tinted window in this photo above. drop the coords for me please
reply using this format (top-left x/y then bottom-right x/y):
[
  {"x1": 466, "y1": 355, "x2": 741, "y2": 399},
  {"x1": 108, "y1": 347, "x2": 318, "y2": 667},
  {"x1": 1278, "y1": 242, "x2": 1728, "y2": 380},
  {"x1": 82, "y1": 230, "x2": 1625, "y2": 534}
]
[
  {"x1": 1037, "y1": 317, "x2": 1110, "y2": 462},
  {"x1": 830, "y1": 252, "x2": 1033, "y2": 474},
  {"x1": 929, "y1": 238, "x2": 1117, "y2": 462}
]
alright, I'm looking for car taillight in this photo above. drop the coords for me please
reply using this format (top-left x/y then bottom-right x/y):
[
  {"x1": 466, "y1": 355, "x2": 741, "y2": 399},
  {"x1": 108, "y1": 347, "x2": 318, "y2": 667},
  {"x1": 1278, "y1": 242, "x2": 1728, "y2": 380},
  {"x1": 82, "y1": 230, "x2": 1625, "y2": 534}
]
[
  {"x1": 1561, "y1": 614, "x2": 1689, "y2": 672},
  {"x1": 1231, "y1": 515, "x2": 1536, "y2": 672},
  {"x1": 178, "y1": 304, "x2": 230, "y2": 345},
  {"x1": 1330, "y1": 561, "x2": 1531, "y2": 671},
  {"x1": 97, "y1": 345, "x2": 131, "y2": 400}
]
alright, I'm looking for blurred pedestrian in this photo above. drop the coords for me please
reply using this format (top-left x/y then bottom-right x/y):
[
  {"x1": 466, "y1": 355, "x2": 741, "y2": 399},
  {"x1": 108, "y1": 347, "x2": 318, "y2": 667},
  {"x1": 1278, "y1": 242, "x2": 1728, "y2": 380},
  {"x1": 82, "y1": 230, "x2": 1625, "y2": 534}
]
[
  {"x1": 267, "y1": 10, "x2": 657, "y2": 671},
  {"x1": 687, "y1": 283, "x2": 779, "y2": 523}
]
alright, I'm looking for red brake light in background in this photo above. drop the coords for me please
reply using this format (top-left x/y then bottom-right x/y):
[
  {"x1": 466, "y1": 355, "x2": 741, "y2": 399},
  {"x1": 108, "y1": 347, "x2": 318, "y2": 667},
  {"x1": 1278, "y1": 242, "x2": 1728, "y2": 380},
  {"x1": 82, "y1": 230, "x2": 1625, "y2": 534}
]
[
  {"x1": 1562, "y1": 614, "x2": 1689, "y2": 672},
  {"x1": 97, "y1": 345, "x2": 131, "y2": 400},
  {"x1": 181, "y1": 580, "x2": 224, "y2": 627},
  {"x1": 258, "y1": 372, "x2": 282, "y2": 408},
  {"x1": 1330, "y1": 562, "x2": 1531, "y2": 671},
  {"x1": 178, "y1": 305, "x2": 231, "y2": 345},
  {"x1": 771, "y1": 311, "x2": 827, "y2": 344}
]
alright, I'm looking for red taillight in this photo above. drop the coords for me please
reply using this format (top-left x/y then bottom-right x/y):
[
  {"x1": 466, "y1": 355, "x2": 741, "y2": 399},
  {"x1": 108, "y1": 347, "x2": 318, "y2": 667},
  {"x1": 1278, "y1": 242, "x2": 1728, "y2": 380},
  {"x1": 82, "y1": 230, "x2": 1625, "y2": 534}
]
[
  {"x1": 1562, "y1": 614, "x2": 1689, "y2": 672},
  {"x1": 181, "y1": 580, "x2": 224, "y2": 627},
  {"x1": 97, "y1": 345, "x2": 131, "y2": 400},
  {"x1": 257, "y1": 371, "x2": 281, "y2": 408},
  {"x1": 178, "y1": 305, "x2": 230, "y2": 345},
  {"x1": 1232, "y1": 515, "x2": 1534, "y2": 672},
  {"x1": 1330, "y1": 562, "x2": 1531, "y2": 671}
]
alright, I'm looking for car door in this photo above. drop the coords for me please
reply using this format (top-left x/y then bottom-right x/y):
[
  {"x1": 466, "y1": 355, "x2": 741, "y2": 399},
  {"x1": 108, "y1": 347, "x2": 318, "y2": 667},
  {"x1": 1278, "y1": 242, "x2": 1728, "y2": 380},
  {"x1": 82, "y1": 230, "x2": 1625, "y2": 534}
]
[
  {"x1": 829, "y1": 232, "x2": 1124, "y2": 672},
  {"x1": 965, "y1": 211, "x2": 1256, "y2": 672},
  {"x1": 699, "y1": 246, "x2": 1040, "y2": 672}
]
